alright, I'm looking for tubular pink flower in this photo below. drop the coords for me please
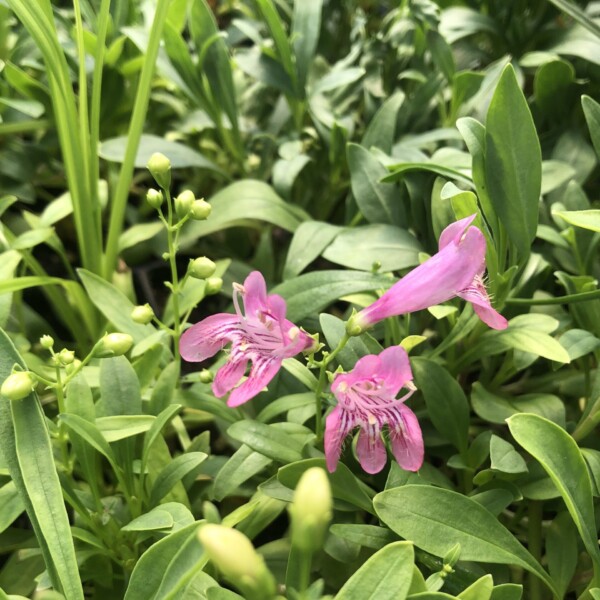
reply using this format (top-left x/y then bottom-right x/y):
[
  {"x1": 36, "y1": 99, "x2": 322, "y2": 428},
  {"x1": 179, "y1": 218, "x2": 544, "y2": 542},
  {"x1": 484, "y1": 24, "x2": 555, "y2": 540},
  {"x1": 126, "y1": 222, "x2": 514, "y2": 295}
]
[
  {"x1": 347, "y1": 215, "x2": 508, "y2": 335},
  {"x1": 324, "y1": 346, "x2": 423, "y2": 475},
  {"x1": 180, "y1": 271, "x2": 314, "y2": 407}
]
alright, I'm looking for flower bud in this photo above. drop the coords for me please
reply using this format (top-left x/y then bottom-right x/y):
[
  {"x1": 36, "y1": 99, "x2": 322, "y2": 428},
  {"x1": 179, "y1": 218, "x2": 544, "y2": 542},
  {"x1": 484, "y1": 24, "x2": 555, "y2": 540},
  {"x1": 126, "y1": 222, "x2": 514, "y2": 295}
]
[
  {"x1": 198, "y1": 525, "x2": 276, "y2": 599},
  {"x1": 147, "y1": 153, "x2": 171, "y2": 189},
  {"x1": 175, "y1": 190, "x2": 195, "y2": 219},
  {"x1": 289, "y1": 467, "x2": 332, "y2": 553},
  {"x1": 199, "y1": 369, "x2": 213, "y2": 383},
  {"x1": 40, "y1": 335, "x2": 54, "y2": 349},
  {"x1": 190, "y1": 199, "x2": 211, "y2": 220},
  {"x1": 58, "y1": 348, "x2": 75, "y2": 365},
  {"x1": 188, "y1": 257, "x2": 216, "y2": 280},
  {"x1": 146, "y1": 188, "x2": 164, "y2": 209},
  {"x1": 1, "y1": 372, "x2": 34, "y2": 401},
  {"x1": 65, "y1": 359, "x2": 82, "y2": 376},
  {"x1": 97, "y1": 333, "x2": 133, "y2": 357},
  {"x1": 131, "y1": 304, "x2": 154, "y2": 324},
  {"x1": 345, "y1": 310, "x2": 366, "y2": 337},
  {"x1": 205, "y1": 276, "x2": 223, "y2": 296}
]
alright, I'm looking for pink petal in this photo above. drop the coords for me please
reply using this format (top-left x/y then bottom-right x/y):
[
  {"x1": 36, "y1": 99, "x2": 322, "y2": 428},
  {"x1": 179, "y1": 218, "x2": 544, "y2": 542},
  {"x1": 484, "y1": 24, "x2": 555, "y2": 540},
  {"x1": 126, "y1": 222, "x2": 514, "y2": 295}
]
[
  {"x1": 324, "y1": 405, "x2": 354, "y2": 473},
  {"x1": 458, "y1": 280, "x2": 508, "y2": 330},
  {"x1": 337, "y1": 354, "x2": 380, "y2": 386},
  {"x1": 180, "y1": 314, "x2": 240, "y2": 362},
  {"x1": 377, "y1": 346, "x2": 413, "y2": 397},
  {"x1": 212, "y1": 357, "x2": 249, "y2": 397},
  {"x1": 226, "y1": 356, "x2": 282, "y2": 407},
  {"x1": 356, "y1": 425, "x2": 387, "y2": 474},
  {"x1": 242, "y1": 271, "x2": 269, "y2": 319},
  {"x1": 266, "y1": 293, "x2": 287, "y2": 324},
  {"x1": 438, "y1": 214, "x2": 477, "y2": 251},
  {"x1": 390, "y1": 405, "x2": 424, "y2": 472},
  {"x1": 357, "y1": 225, "x2": 486, "y2": 327}
]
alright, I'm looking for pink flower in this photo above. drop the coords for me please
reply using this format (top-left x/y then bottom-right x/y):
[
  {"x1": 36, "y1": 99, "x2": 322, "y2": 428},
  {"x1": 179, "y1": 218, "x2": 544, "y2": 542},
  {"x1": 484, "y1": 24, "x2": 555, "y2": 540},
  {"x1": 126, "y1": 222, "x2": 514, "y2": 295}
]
[
  {"x1": 347, "y1": 215, "x2": 508, "y2": 335},
  {"x1": 180, "y1": 271, "x2": 314, "y2": 407},
  {"x1": 324, "y1": 346, "x2": 423, "y2": 474}
]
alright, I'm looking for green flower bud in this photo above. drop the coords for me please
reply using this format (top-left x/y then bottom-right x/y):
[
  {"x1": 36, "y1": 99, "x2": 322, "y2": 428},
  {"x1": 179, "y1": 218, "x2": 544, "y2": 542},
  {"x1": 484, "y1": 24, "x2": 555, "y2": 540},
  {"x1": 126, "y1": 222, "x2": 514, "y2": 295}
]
[
  {"x1": 199, "y1": 369, "x2": 213, "y2": 383},
  {"x1": 205, "y1": 276, "x2": 223, "y2": 296},
  {"x1": 188, "y1": 256, "x2": 216, "y2": 280},
  {"x1": 175, "y1": 190, "x2": 195, "y2": 219},
  {"x1": 65, "y1": 359, "x2": 82, "y2": 376},
  {"x1": 58, "y1": 348, "x2": 75, "y2": 365},
  {"x1": 289, "y1": 467, "x2": 332, "y2": 553},
  {"x1": 147, "y1": 153, "x2": 171, "y2": 189},
  {"x1": 190, "y1": 199, "x2": 212, "y2": 220},
  {"x1": 131, "y1": 304, "x2": 154, "y2": 324},
  {"x1": 345, "y1": 310, "x2": 365, "y2": 337},
  {"x1": 198, "y1": 525, "x2": 276, "y2": 599},
  {"x1": 40, "y1": 335, "x2": 54, "y2": 349},
  {"x1": 1, "y1": 372, "x2": 34, "y2": 400},
  {"x1": 97, "y1": 333, "x2": 133, "y2": 357},
  {"x1": 146, "y1": 188, "x2": 164, "y2": 209}
]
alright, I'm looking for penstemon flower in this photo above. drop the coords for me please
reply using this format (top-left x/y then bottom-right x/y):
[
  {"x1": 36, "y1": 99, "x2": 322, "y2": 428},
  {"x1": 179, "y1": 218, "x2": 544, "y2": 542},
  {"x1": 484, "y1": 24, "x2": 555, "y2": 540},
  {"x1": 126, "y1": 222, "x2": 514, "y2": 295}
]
[
  {"x1": 180, "y1": 271, "x2": 314, "y2": 407},
  {"x1": 324, "y1": 346, "x2": 423, "y2": 474},
  {"x1": 346, "y1": 214, "x2": 508, "y2": 335}
]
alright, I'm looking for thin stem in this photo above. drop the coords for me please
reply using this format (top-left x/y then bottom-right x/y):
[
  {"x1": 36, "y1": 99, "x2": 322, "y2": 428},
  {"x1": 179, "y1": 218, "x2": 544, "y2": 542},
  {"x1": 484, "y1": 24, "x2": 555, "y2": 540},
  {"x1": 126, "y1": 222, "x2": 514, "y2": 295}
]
[
  {"x1": 54, "y1": 365, "x2": 72, "y2": 472},
  {"x1": 165, "y1": 189, "x2": 182, "y2": 374}
]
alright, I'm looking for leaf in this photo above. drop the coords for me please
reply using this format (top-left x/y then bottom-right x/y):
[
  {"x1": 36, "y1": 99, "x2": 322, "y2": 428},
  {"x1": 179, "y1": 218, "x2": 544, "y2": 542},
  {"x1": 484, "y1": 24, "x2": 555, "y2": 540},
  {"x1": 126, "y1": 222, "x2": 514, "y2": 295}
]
[
  {"x1": 95, "y1": 415, "x2": 156, "y2": 442},
  {"x1": 582, "y1": 95, "x2": 600, "y2": 159},
  {"x1": 59, "y1": 414, "x2": 118, "y2": 469},
  {"x1": 508, "y1": 414, "x2": 600, "y2": 572},
  {"x1": 122, "y1": 503, "x2": 194, "y2": 533},
  {"x1": 412, "y1": 358, "x2": 470, "y2": 455},
  {"x1": 330, "y1": 524, "x2": 397, "y2": 550},
  {"x1": 362, "y1": 93, "x2": 405, "y2": 154},
  {"x1": 347, "y1": 143, "x2": 401, "y2": 225},
  {"x1": 489, "y1": 435, "x2": 528, "y2": 474},
  {"x1": 180, "y1": 181, "x2": 307, "y2": 246},
  {"x1": 0, "y1": 482, "x2": 24, "y2": 534},
  {"x1": 0, "y1": 329, "x2": 84, "y2": 599},
  {"x1": 545, "y1": 0, "x2": 600, "y2": 39},
  {"x1": 99, "y1": 356, "x2": 142, "y2": 416},
  {"x1": 272, "y1": 270, "x2": 393, "y2": 322},
  {"x1": 546, "y1": 512, "x2": 578, "y2": 599},
  {"x1": 256, "y1": 392, "x2": 315, "y2": 423},
  {"x1": 554, "y1": 209, "x2": 600, "y2": 232},
  {"x1": 283, "y1": 221, "x2": 341, "y2": 280},
  {"x1": 149, "y1": 452, "x2": 208, "y2": 507},
  {"x1": 485, "y1": 64, "x2": 541, "y2": 255},
  {"x1": 374, "y1": 486, "x2": 556, "y2": 595},
  {"x1": 118, "y1": 222, "x2": 163, "y2": 252},
  {"x1": 78, "y1": 269, "x2": 156, "y2": 343},
  {"x1": 99, "y1": 134, "x2": 223, "y2": 174},
  {"x1": 322, "y1": 225, "x2": 421, "y2": 272},
  {"x1": 336, "y1": 542, "x2": 414, "y2": 600},
  {"x1": 291, "y1": 0, "x2": 322, "y2": 89}
]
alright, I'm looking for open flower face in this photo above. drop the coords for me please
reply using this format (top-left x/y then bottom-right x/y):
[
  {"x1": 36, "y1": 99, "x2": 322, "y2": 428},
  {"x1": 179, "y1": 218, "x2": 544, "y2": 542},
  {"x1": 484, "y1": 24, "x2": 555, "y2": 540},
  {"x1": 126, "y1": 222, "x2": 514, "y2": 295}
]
[
  {"x1": 180, "y1": 271, "x2": 314, "y2": 407},
  {"x1": 348, "y1": 215, "x2": 508, "y2": 334},
  {"x1": 324, "y1": 346, "x2": 423, "y2": 475}
]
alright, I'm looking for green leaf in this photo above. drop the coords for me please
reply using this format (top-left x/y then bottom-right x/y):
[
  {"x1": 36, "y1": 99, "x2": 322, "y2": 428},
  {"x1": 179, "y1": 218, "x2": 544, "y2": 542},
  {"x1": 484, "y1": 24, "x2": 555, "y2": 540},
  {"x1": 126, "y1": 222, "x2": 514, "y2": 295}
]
[
  {"x1": 362, "y1": 93, "x2": 405, "y2": 154},
  {"x1": 489, "y1": 435, "x2": 528, "y2": 474},
  {"x1": 336, "y1": 542, "x2": 414, "y2": 600},
  {"x1": 347, "y1": 143, "x2": 402, "y2": 225},
  {"x1": 0, "y1": 482, "x2": 24, "y2": 535},
  {"x1": 582, "y1": 95, "x2": 600, "y2": 159},
  {"x1": 554, "y1": 209, "x2": 600, "y2": 232},
  {"x1": 330, "y1": 524, "x2": 397, "y2": 550},
  {"x1": 546, "y1": 512, "x2": 578, "y2": 599},
  {"x1": 99, "y1": 134, "x2": 224, "y2": 174},
  {"x1": 95, "y1": 415, "x2": 156, "y2": 442},
  {"x1": 99, "y1": 356, "x2": 142, "y2": 416},
  {"x1": 149, "y1": 452, "x2": 208, "y2": 507},
  {"x1": 59, "y1": 414, "x2": 118, "y2": 470},
  {"x1": 458, "y1": 575, "x2": 493, "y2": 600},
  {"x1": 322, "y1": 225, "x2": 421, "y2": 272},
  {"x1": 118, "y1": 223, "x2": 163, "y2": 252},
  {"x1": 180, "y1": 181, "x2": 307, "y2": 246},
  {"x1": 489, "y1": 584, "x2": 523, "y2": 600},
  {"x1": 508, "y1": 414, "x2": 600, "y2": 573},
  {"x1": 283, "y1": 221, "x2": 341, "y2": 280},
  {"x1": 412, "y1": 358, "x2": 470, "y2": 455},
  {"x1": 256, "y1": 393, "x2": 315, "y2": 423},
  {"x1": 291, "y1": 0, "x2": 322, "y2": 89},
  {"x1": 122, "y1": 503, "x2": 194, "y2": 533},
  {"x1": 0, "y1": 329, "x2": 84, "y2": 599},
  {"x1": 78, "y1": 269, "x2": 156, "y2": 343},
  {"x1": 374, "y1": 486, "x2": 555, "y2": 595},
  {"x1": 272, "y1": 270, "x2": 393, "y2": 322},
  {"x1": 485, "y1": 64, "x2": 541, "y2": 255},
  {"x1": 545, "y1": 0, "x2": 600, "y2": 39}
]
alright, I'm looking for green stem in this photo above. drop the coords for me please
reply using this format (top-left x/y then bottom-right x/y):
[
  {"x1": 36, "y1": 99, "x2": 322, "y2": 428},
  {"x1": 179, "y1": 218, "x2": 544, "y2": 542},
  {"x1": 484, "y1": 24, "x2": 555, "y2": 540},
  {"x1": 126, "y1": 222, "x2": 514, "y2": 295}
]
[
  {"x1": 528, "y1": 501, "x2": 543, "y2": 600},
  {"x1": 54, "y1": 366, "x2": 71, "y2": 472},
  {"x1": 0, "y1": 119, "x2": 50, "y2": 135},
  {"x1": 102, "y1": 0, "x2": 172, "y2": 279},
  {"x1": 165, "y1": 190, "x2": 182, "y2": 374},
  {"x1": 285, "y1": 545, "x2": 312, "y2": 595}
]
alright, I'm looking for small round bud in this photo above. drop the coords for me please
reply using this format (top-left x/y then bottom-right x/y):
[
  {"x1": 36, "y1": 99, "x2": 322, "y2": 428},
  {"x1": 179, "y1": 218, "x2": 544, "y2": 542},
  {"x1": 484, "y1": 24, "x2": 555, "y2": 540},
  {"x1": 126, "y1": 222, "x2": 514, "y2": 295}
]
[
  {"x1": 190, "y1": 199, "x2": 211, "y2": 220},
  {"x1": 188, "y1": 257, "x2": 216, "y2": 280},
  {"x1": 175, "y1": 190, "x2": 195, "y2": 219},
  {"x1": 40, "y1": 335, "x2": 54, "y2": 349},
  {"x1": 199, "y1": 369, "x2": 213, "y2": 384},
  {"x1": 65, "y1": 359, "x2": 82, "y2": 376},
  {"x1": 198, "y1": 525, "x2": 276, "y2": 599},
  {"x1": 1, "y1": 372, "x2": 34, "y2": 401},
  {"x1": 289, "y1": 467, "x2": 332, "y2": 553},
  {"x1": 205, "y1": 277, "x2": 223, "y2": 296},
  {"x1": 147, "y1": 153, "x2": 171, "y2": 189},
  {"x1": 97, "y1": 333, "x2": 133, "y2": 357},
  {"x1": 146, "y1": 188, "x2": 164, "y2": 209},
  {"x1": 131, "y1": 304, "x2": 154, "y2": 324},
  {"x1": 58, "y1": 348, "x2": 75, "y2": 365}
]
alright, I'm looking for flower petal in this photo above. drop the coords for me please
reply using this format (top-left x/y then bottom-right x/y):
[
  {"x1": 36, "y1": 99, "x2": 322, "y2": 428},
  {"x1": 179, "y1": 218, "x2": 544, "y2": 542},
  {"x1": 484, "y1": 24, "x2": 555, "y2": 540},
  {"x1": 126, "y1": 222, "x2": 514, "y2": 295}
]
[
  {"x1": 180, "y1": 314, "x2": 240, "y2": 362},
  {"x1": 324, "y1": 405, "x2": 355, "y2": 473},
  {"x1": 356, "y1": 424, "x2": 387, "y2": 474},
  {"x1": 378, "y1": 346, "x2": 413, "y2": 397},
  {"x1": 438, "y1": 213, "x2": 477, "y2": 251},
  {"x1": 243, "y1": 271, "x2": 269, "y2": 319},
  {"x1": 212, "y1": 356, "x2": 248, "y2": 398},
  {"x1": 458, "y1": 278, "x2": 508, "y2": 330},
  {"x1": 226, "y1": 356, "x2": 282, "y2": 407},
  {"x1": 390, "y1": 405, "x2": 424, "y2": 472}
]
